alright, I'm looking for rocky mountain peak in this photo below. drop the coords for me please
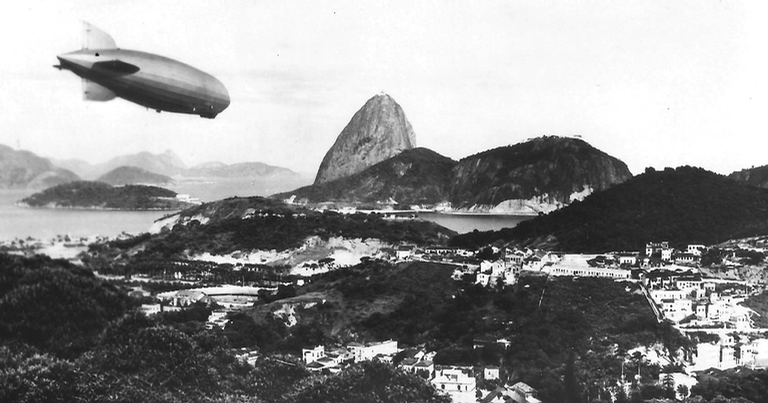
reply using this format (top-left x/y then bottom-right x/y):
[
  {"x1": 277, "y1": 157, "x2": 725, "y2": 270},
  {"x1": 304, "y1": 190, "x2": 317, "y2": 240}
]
[{"x1": 314, "y1": 93, "x2": 416, "y2": 185}]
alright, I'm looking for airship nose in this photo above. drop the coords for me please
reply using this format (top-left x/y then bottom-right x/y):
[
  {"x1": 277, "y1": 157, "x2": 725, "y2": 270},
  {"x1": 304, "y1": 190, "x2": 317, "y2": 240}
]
[{"x1": 214, "y1": 80, "x2": 230, "y2": 114}]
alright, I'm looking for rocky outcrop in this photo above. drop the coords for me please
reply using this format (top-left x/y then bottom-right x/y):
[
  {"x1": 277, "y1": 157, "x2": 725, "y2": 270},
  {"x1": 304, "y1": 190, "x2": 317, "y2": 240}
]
[
  {"x1": 314, "y1": 94, "x2": 416, "y2": 184},
  {"x1": 449, "y1": 136, "x2": 632, "y2": 212},
  {"x1": 0, "y1": 144, "x2": 79, "y2": 188},
  {"x1": 729, "y1": 165, "x2": 768, "y2": 188}
]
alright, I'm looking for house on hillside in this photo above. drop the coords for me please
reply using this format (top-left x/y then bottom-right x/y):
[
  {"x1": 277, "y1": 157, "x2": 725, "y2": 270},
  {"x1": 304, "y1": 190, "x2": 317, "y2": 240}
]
[
  {"x1": 401, "y1": 357, "x2": 417, "y2": 369},
  {"x1": 396, "y1": 246, "x2": 413, "y2": 260},
  {"x1": 431, "y1": 368, "x2": 476, "y2": 403},
  {"x1": 476, "y1": 271, "x2": 492, "y2": 287},
  {"x1": 687, "y1": 244, "x2": 706, "y2": 256},
  {"x1": 347, "y1": 340, "x2": 398, "y2": 362},
  {"x1": 675, "y1": 275, "x2": 703, "y2": 292},
  {"x1": 510, "y1": 382, "x2": 541, "y2": 403},
  {"x1": 484, "y1": 365, "x2": 500, "y2": 380},
  {"x1": 675, "y1": 253, "x2": 700, "y2": 265},
  {"x1": 741, "y1": 338, "x2": 768, "y2": 369},
  {"x1": 302, "y1": 345, "x2": 324, "y2": 364},
  {"x1": 503, "y1": 248, "x2": 526, "y2": 266},
  {"x1": 616, "y1": 252, "x2": 639, "y2": 266},
  {"x1": 646, "y1": 241, "x2": 671, "y2": 258}
]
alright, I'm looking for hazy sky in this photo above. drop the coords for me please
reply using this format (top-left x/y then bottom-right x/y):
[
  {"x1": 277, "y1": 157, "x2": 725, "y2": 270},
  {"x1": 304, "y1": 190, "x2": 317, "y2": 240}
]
[{"x1": 2, "y1": 1, "x2": 766, "y2": 176}]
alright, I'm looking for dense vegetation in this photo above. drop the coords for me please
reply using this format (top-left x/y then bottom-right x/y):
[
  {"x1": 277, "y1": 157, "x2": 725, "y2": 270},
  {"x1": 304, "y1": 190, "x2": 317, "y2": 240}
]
[
  {"x1": 20, "y1": 181, "x2": 185, "y2": 210},
  {"x1": 273, "y1": 148, "x2": 457, "y2": 205},
  {"x1": 742, "y1": 290, "x2": 768, "y2": 328},
  {"x1": 0, "y1": 253, "x2": 449, "y2": 403},
  {"x1": 449, "y1": 136, "x2": 632, "y2": 208},
  {"x1": 0, "y1": 254, "x2": 133, "y2": 357},
  {"x1": 450, "y1": 167, "x2": 768, "y2": 252},
  {"x1": 102, "y1": 197, "x2": 455, "y2": 260},
  {"x1": 229, "y1": 260, "x2": 691, "y2": 403},
  {"x1": 691, "y1": 367, "x2": 768, "y2": 402}
]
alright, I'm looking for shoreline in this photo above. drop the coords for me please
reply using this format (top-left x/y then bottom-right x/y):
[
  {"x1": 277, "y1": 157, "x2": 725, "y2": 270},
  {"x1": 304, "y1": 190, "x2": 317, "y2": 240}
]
[{"x1": 14, "y1": 202, "x2": 187, "y2": 212}]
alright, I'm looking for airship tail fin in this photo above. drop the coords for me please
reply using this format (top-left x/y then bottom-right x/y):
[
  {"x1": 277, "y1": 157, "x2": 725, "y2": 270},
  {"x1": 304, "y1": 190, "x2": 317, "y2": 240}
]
[
  {"x1": 82, "y1": 79, "x2": 116, "y2": 101},
  {"x1": 82, "y1": 21, "x2": 117, "y2": 50}
]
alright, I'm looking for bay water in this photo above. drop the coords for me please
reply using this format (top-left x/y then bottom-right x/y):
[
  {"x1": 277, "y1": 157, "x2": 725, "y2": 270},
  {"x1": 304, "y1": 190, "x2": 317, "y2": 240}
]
[{"x1": 0, "y1": 182, "x2": 531, "y2": 241}]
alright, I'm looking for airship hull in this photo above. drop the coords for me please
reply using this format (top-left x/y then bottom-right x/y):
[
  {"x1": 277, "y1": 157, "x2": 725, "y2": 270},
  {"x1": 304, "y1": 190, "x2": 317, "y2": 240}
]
[{"x1": 56, "y1": 24, "x2": 229, "y2": 118}]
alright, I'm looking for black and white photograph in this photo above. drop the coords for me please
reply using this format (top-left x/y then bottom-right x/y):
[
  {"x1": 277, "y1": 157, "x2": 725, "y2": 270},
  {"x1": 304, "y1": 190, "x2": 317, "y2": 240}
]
[{"x1": 2, "y1": 1, "x2": 768, "y2": 402}]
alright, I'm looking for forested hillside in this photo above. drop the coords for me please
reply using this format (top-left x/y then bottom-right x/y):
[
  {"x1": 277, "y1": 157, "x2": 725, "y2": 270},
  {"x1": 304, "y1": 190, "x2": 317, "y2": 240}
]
[
  {"x1": 225, "y1": 260, "x2": 688, "y2": 403},
  {"x1": 117, "y1": 197, "x2": 455, "y2": 260},
  {"x1": 19, "y1": 181, "x2": 185, "y2": 210},
  {"x1": 0, "y1": 253, "x2": 449, "y2": 403},
  {"x1": 451, "y1": 167, "x2": 768, "y2": 252}
]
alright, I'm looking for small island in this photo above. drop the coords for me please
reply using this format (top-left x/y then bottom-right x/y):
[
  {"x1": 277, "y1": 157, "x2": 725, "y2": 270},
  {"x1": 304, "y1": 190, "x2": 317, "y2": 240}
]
[{"x1": 17, "y1": 181, "x2": 196, "y2": 210}]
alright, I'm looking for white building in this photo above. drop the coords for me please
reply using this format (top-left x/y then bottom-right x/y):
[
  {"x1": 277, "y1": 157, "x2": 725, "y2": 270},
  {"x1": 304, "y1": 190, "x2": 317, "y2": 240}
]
[
  {"x1": 659, "y1": 298, "x2": 693, "y2": 322},
  {"x1": 740, "y1": 339, "x2": 768, "y2": 369},
  {"x1": 616, "y1": 253, "x2": 638, "y2": 266},
  {"x1": 347, "y1": 340, "x2": 398, "y2": 362},
  {"x1": 510, "y1": 382, "x2": 541, "y2": 403},
  {"x1": 548, "y1": 266, "x2": 631, "y2": 279},
  {"x1": 431, "y1": 368, "x2": 476, "y2": 403},
  {"x1": 484, "y1": 366, "x2": 500, "y2": 380},
  {"x1": 302, "y1": 345, "x2": 324, "y2": 364},
  {"x1": 687, "y1": 244, "x2": 706, "y2": 256}
]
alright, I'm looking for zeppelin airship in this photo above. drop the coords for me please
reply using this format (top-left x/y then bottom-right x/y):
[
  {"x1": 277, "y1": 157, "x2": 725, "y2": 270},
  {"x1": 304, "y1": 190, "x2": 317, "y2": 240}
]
[{"x1": 55, "y1": 22, "x2": 230, "y2": 118}]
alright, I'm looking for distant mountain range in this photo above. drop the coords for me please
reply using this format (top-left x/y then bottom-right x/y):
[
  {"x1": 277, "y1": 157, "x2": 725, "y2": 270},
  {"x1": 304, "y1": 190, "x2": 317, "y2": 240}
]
[
  {"x1": 54, "y1": 150, "x2": 186, "y2": 178},
  {"x1": 185, "y1": 161, "x2": 298, "y2": 179},
  {"x1": 0, "y1": 144, "x2": 79, "y2": 189},
  {"x1": 53, "y1": 150, "x2": 299, "y2": 181},
  {"x1": 450, "y1": 166, "x2": 768, "y2": 252},
  {"x1": 97, "y1": 166, "x2": 174, "y2": 186}
]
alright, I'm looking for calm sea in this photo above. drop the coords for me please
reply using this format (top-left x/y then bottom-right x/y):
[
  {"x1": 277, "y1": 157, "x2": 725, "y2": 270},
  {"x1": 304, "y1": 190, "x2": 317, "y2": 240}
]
[
  {"x1": 416, "y1": 212, "x2": 532, "y2": 234},
  {"x1": 0, "y1": 181, "x2": 532, "y2": 241},
  {"x1": 0, "y1": 190, "x2": 167, "y2": 241}
]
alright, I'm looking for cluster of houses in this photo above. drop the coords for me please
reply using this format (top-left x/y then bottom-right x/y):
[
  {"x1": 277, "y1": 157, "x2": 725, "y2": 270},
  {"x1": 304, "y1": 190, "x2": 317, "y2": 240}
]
[
  {"x1": 687, "y1": 334, "x2": 768, "y2": 371},
  {"x1": 301, "y1": 340, "x2": 399, "y2": 373},
  {"x1": 301, "y1": 340, "x2": 540, "y2": 403},
  {"x1": 647, "y1": 272, "x2": 753, "y2": 327}
]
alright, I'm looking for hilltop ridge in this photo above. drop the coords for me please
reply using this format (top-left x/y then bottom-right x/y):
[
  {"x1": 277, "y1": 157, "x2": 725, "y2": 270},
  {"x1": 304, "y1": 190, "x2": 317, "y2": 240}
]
[
  {"x1": 0, "y1": 144, "x2": 79, "y2": 189},
  {"x1": 279, "y1": 135, "x2": 631, "y2": 214},
  {"x1": 451, "y1": 166, "x2": 768, "y2": 252},
  {"x1": 275, "y1": 148, "x2": 456, "y2": 206}
]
